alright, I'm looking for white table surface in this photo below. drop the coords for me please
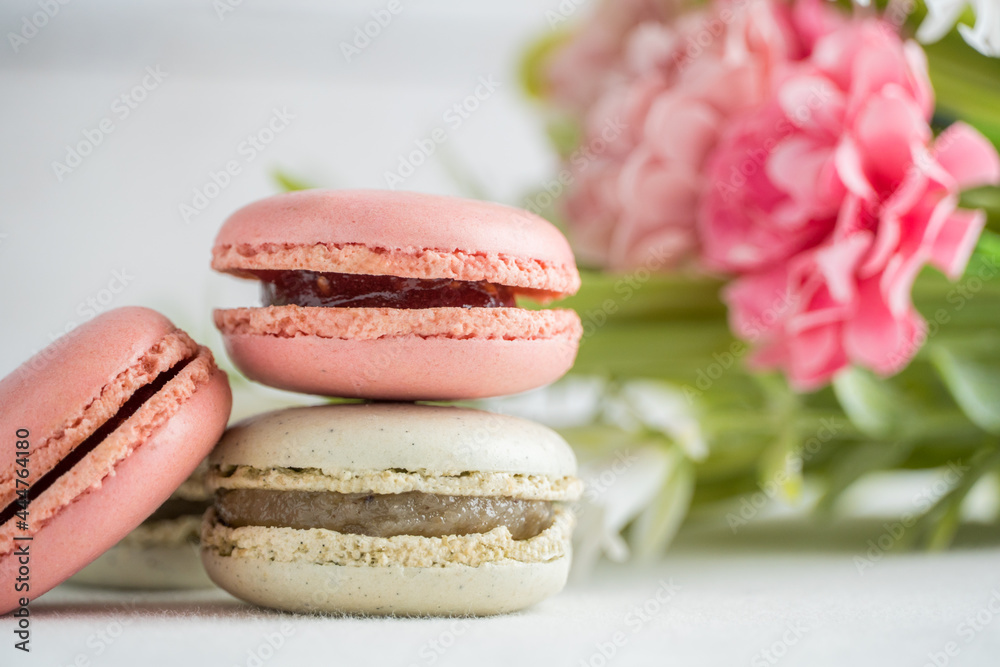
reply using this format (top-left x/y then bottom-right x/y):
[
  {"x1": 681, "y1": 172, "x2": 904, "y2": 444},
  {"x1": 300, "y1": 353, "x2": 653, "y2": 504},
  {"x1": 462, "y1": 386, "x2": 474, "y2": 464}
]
[{"x1": 9, "y1": 518, "x2": 1000, "y2": 667}]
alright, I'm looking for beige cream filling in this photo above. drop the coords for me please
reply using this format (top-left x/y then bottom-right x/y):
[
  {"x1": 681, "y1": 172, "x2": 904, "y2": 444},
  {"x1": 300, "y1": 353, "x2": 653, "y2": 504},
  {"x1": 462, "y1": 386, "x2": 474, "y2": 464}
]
[
  {"x1": 207, "y1": 465, "x2": 583, "y2": 501},
  {"x1": 214, "y1": 489, "x2": 554, "y2": 540},
  {"x1": 201, "y1": 506, "x2": 574, "y2": 568}
]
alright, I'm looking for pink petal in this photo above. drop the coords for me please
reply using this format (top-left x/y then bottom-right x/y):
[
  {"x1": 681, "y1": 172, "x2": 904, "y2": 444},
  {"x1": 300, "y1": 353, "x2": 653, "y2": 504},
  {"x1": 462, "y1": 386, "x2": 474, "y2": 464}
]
[
  {"x1": 688, "y1": 62, "x2": 764, "y2": 114},
  {"x1": 618, "y1": 154, "x2": 700, "y2": 230},
  {"x1": 833, "y1": 191, "x2": 868, "y2": 238},
  {"x1": 767, "y1": 137, "x2": 836, "y2": 215},
  {"x1": 843, "y1": 277, "x2": 927, "y2": 374},
  {"x1": 746, "y1": 336, "x2": 789, "y2": 372},
  {"x1": 815, "y1": 232, "x2": 871, "y2": 303},
  {"x1": 849, "y1": 27, "x2": 922, "y2": 118},
  {"x1": 877, "y1": 157, "x2": 930, "y2": 229},
  {"x1": 723, "y1": 268, "x2": 792, "y2": 340},
  {"x1": 934, "y1": 122, "x2": 1000, "y2": 190},
  {"x1": 903, "y1": 41, "x2": 935, "y2": 118},
  {"x1": 792, "y1": 0, "x2": 846, "y2": 52},
  {"x1": 929, "y1": 208, "x2": 987, "y2": 279},
  {"x1": 878, "y1": 193, "x2": 956, "y2": 316},
  {"x1": 853, "y1": 88, "x2": 931, "y2": 186},
  {"x1": 786, "y1": 323, "x2": 848, "y2": 390},
  {"x1": 643, "y1": 95, "x2": 721, "y2": 167},
  {"x1": 835, "y1": 136, "x2": 876, "y2": 200},
  {"x1": 777, "y1": 73, "x2": 844, "y2": 134},
  {"x1": 860, "y1": 207, "x2": 901, "y2": 277},
  {"x1": 880, "y1": 252, "x2": 924, "y2": 318},
  {"x1": 621, "y1": 226, "x2": 695, "y2": 271},
  {"x1": 789, "y1": 283, "x2": 852, "y2": 332}
]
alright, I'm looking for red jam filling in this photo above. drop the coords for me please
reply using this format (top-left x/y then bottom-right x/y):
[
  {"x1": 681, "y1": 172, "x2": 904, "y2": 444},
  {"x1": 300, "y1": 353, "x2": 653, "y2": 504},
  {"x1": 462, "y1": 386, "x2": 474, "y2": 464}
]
[{"x1": 256, "y1": 270, "x2": 517, "y2": 309}]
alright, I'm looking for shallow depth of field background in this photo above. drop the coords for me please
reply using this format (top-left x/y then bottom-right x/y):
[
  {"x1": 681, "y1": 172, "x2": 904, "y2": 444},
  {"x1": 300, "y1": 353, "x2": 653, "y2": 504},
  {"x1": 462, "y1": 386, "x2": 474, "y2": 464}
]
[{"x1": 0, "y1": 0, "x2": 569, "y2": 380}]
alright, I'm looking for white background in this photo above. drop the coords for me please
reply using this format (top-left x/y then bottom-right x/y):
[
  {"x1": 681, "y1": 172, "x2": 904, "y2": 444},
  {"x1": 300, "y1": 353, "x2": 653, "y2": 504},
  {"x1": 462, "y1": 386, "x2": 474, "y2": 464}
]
[{"x1": 0, "y1": 0, "x2": 561, "y2": 381}]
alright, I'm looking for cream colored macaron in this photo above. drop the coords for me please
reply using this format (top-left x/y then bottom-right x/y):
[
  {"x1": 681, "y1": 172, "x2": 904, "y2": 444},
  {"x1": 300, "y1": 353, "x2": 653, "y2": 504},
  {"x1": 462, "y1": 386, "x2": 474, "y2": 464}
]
[{"x1": 200, "y1": 403, "x2": 582, "y2": 615}]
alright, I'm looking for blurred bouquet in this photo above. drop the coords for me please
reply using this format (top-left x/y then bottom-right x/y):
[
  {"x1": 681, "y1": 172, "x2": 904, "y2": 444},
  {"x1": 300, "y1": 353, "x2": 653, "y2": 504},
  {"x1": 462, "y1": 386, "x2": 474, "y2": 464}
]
[{"x1": 521, "y1": 0, "x2": 1000, "y2": 560}]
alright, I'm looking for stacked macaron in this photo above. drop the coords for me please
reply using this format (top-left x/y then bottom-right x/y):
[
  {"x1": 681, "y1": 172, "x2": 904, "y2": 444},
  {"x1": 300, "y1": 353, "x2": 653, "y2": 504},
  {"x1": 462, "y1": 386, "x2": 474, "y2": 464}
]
[{"x1": 203, "y1": 189, "x2": 585, "y2": 615}]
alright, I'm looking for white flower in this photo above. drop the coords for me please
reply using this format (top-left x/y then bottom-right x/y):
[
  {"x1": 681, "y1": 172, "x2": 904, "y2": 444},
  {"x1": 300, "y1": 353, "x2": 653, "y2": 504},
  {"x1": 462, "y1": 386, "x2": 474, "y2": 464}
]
[
  {"x1": 571, "y1": 444, "x2": 677, "y2": 577},
  {"x1": 918, "y1": 0, "x2": 1000, "y2": 57},
  {"x1": 615, "y1": 380, "x2": 708, "y2": 461}
]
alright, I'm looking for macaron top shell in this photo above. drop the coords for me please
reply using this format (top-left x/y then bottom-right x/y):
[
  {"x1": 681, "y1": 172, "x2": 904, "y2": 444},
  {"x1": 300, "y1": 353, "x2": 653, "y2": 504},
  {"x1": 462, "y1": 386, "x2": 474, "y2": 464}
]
[
  {"x1": 1, "y1": 308, "x2": 176, "y2": 476},
  {"x1": 209, "y1": 403, "x2": 576, "y2": 477},
  {"x1": 211, "y1": 189, "x2": 581, "y2": 300},
  {"x1": 210, "y1": 403, "x2": 577, "y2": 478},
  {"x1": 0, "y1": 307, "x2": 194, "y2": 511}
]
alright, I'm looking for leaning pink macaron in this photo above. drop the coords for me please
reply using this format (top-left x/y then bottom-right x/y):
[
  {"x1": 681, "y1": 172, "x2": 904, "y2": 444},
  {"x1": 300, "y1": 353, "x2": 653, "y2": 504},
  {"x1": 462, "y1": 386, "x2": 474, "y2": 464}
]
[
  {"x1": 0, "y1": 307, "x2": 231, "y2": 613},
  {"x1": 212, "y1": 189, "x2": 583, "y2": 400}
]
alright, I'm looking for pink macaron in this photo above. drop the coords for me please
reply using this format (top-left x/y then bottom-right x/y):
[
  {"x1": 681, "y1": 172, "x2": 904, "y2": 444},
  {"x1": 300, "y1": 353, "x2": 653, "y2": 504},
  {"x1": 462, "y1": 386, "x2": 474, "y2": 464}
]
[
  {"x1": 212, "y1": 189, "x2": 583, "y2": 400},
  {"x1": 0, "y1": 307, "x2": 231, "y2": 613}
]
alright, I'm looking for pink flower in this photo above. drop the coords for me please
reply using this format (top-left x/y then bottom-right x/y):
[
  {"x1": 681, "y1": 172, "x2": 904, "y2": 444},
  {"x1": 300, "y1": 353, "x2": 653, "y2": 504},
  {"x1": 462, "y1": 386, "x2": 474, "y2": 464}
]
[
  {"x1": 545, "y1": 0, "x2": 681, "y2": 113},
  {"x1": 550, "y1": 0, "x2": 804, "y2": 269},
  {"x1": 545, "y1": 0, "x2": 1000, "y2": 390},
  {"x1": 714, "y1": 18, "x2": 1000, "y2": 390}
]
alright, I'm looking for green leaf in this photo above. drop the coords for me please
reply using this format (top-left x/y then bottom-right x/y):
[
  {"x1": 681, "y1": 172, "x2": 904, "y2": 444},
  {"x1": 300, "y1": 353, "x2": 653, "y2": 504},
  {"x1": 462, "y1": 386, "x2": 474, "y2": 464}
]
[
  {"x1": 972, "y1": 228, "x2": 1000, "y2": 264},
  {"x1": 915, "y1": 446, "x2": 1000, "y2": 550},
  {"x1": 629, "y1": 451, "x2": 695, "y2": 561},
  {"x1": 758, "y1": 425, "x2": 803, "y2": 503},
  {"x1": 816, "y1": 441, "x2": 912, "y2": 513},
  {"x1": 930, "y1": 344, "x2": 1000, "y2": 434},
  {"x1": 832, "y1": 367, "x2": 906, "y2": 439},
  {"x1": 545, "y1": 116, "x2": 582, "y2": 159},
  {"x1": 518, "y1": 29, "x2": 572, "y2": 100},
  {"x1": 272, "y1": 169, "x2": 316, "y2": 192}
]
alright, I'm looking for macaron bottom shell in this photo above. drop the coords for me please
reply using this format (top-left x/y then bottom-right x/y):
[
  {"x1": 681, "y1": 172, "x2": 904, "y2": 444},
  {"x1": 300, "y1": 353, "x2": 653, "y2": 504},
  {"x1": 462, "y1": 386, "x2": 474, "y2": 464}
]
[
  {"x1": 219, "y1": 333, "x2": 579, "y2": 400},
  {"x1": 202, "y1": 549, "x2": 571, "y2": 616}
]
